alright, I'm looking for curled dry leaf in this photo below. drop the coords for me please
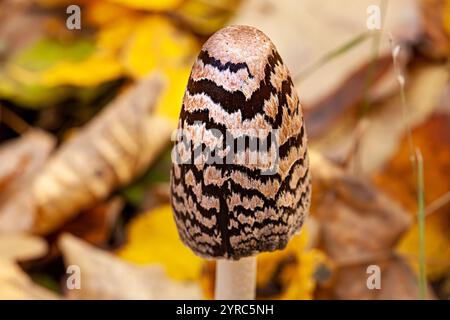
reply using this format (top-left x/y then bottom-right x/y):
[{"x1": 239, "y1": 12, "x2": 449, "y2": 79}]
[
  {"x1": 309, "y1": 150, "x2": 431, "y2": 299},
  {"x1": 0, "y1": 233, "x2": 48, "y2": 262},
  {"x1": 31, "y1": 74, "x2": 172, "y2": 234},
  {"x1": 310, "y1": 150, "x2": 412, "y2": 265},
  {"x1": 1, "y1": 74, "x2": 173, "y2": 235},
  {"x1": 0, "y1": 260, "x2": 58, "y2": 300},
  {"x1": 0, "y1": 233, "x2": 56, "y2": 300},
  {"x1": 59, "y1": 233, "x2": 202, "y2": 300},
  {"x1": 0, "y1": 130, "x2": 55, "y2": 231}
]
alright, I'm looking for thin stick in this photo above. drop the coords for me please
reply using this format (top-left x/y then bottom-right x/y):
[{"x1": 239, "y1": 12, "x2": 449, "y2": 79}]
[
  {"x1": 0, "y1": 105, "x2": 30, "y2": 135},
  {"x1": 425, "y1": 190, "x2": 450, "y2": 217},
  {"x1": 215, "y1": 256, "x2": 256, "y2": 300},
  {"x1": 415, "y1": 148, "x2": 427, "y2": 300}
]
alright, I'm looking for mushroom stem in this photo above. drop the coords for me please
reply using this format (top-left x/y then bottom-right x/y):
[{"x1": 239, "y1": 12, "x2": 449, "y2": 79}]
[{"x1": 215, "y1": 256, "x2": 257, "y2": 300}]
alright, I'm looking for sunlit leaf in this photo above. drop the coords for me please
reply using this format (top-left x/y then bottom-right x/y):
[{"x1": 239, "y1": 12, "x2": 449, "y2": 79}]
[
  {"x1": 175, "y1": 0, "x2": 243, "y2": 35},
  {"x1": 41, "y1": 52, "x2": 123, "y2": 87},
  {"x1": 106, "y1": 0, "x2": 183, "y2": 11},
  {"x1": 122, "y1": 16, "x2": 199, "y2": 79},
  {"x1": 117, "y1": 205, "x2": 204, "y2": 281}
]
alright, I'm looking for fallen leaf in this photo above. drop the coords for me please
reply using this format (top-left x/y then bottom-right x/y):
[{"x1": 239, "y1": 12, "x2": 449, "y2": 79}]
[
  {"x1": 0, "y1": 36, "x2": 122, "y2": 107},
  {"x1": 56, "y1": 197, "x2": 123, "y2": 246},
  {"x1": 154, "y1": 66, "x2": 192, "y2": 120},
  {"x1": 0, "y1": 260, "x2": 58, "y2": 300},
  {"x1": 374, "y1": 114, "x2": 450, "y2": 279},
  {"x1": 29, "y1": 74, "x2": 174, "y2": 234},
  {"x1": 117, "y1": 205, "x2": 204, "y2": 281},
  {"x1": 419, "y1": 0, "x2": 450, "y2": 58},
  {"x1": 333, "y1": 256, "x2": 435, "y2": 299},
  {"x1": 59, "y1": 233, "x2": 202, "y2": 299},
  {"x1": 315, "y1": 172, "x2": 412, "y2": 265},
  {"x1": 309, "y1": 150, "x2": 434, "y2": 299},
  {"x1": 106, "y1": 0, "x2": 183, "y2": 11},
  {"x1": 0, "y1": 233, "x2": 48, "y2": 262},
  {"x1": 122, "y1": 16, "x2": 199, "y2": 79},
  {"x1": 41, "y1": 52, "x2": 123, "y2": 87},
  {"x1": 85, "y1": 1, "x2": 140, "y2": 27},
  {"x1": 0, "y1": 130, "x2": 55, "y2": 231},
  {"x1": 175, "y1": 0, "x2": 243, "y2": 35}
]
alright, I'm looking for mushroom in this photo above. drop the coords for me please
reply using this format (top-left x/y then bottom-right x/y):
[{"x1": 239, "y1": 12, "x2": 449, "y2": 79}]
[{"x1": 171, "y1": 25, "x2": 311, "y2": 299}]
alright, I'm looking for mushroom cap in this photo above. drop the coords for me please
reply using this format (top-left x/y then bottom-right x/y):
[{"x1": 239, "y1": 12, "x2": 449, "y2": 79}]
[{"x1": 171, "y1": 25, "x2": 311, "y2": 260}]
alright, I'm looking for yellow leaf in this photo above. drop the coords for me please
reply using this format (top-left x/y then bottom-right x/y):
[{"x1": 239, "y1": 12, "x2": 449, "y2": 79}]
[
  {"x1": 122, "y1": 16, "x2": 199, "y2": 78},
  {"x1": 444, "y1": 0, "x2": 450, "y2": 35},
  {"x1": 154, "y1": 66, "x2": 191, "y2": 120},
  {"x1": 41, "y1": 52, "x2": 123, "y2": 87},
  {"x1": 257, "y1": 227, "x2": 327, "y2": 300},
  {"x1": 85, "y1": 1, "x2": 140, "y2": 26},
  {"x1": 396, "y1": 211, "x2": 450, "y2": 280},
  {"x1": 175, "y1": 0, "x2": 243, "y2": 35},
  {"x1": 106, "y1": 0, "x2": 183, "y2": 11},
  {"x1": 96, "y1": 18, "x2": 137, "y2": 53},
  {"x1": 117, "y1": 205, "x2": 203, "y2": 281}
]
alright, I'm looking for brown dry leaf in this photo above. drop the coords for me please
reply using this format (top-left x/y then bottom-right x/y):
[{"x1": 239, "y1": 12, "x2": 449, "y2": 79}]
[
  {"x1": 419, "y1": 0, "x2": 450, "y2": 58},
  {"x1": 59, "y1": 233, "x2": 202, "y2": 299},
  {"x1": 311, "y1": 151, "x2": 412, "y2": 265},
  {"x1": 374, "y1": 114, "x2": 450, "y2": 279},
  {"x1": 0, "y1": 233, "x2": 57, "y2": 300},
  {"x1": 0, "y1": 130, "x2": 55, "y2": 231},
  {"x1": 230, "y1": 0, "x2": 421, "y2": 113},
  {"x1": 309, "y1": 150, "x2": 434, "y2": 299},
  {"x1": 0, "y1": 1, "x2": 46, "y2": 57},
  {"x1": 374, "y1": 113, "x2": 450, "y2": 214},
  {"x1": 54, "y1": 196, "x2": 123, "y2": 247},
  {"x1": 0, "y1": 233, "x2": 48, "y2": 262},
  {"x1": 333, "y1": 256, "x2": 434, "y2": 300},
  {"x1": 27, "y1": 74, "x2": 175, "y2": 234},
  {"x1": 0, "y1": 260, "x2": 58, "y2": 300}
]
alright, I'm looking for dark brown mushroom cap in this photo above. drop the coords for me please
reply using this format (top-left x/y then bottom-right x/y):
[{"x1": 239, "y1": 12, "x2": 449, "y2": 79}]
[{"x1": 170, "y1": 25, "x2": 311, "y2": 260}]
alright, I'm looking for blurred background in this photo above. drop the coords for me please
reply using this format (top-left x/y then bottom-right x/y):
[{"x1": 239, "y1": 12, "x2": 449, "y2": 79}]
[{"x1": 0, "y1": 0, "x2": 449, "y2": 300}]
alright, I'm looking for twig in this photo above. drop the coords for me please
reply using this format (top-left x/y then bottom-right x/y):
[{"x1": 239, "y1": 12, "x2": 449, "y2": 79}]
[
  {"x1": 425, "y1": 190, "x2": 450, "y2": 216},
  {"x1": 0, "y1": 104, "x2": 30, "y2": 135},
  {"x1": 415, "y1": 148, "x2": 426, "y2": 300}
]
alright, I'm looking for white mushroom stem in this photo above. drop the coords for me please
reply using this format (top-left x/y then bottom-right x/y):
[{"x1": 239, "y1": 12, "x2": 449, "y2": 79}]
[{"x1": 214, "y1": 256, "x2": 257, "y2": 300}]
